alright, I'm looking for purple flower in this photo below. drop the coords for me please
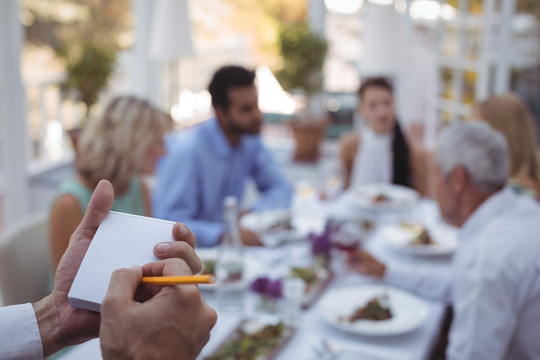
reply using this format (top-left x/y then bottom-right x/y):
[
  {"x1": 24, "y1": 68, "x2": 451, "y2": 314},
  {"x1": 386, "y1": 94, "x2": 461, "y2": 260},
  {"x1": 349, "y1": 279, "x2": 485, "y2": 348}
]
[
  {"x1": 250, "y1": 277, "x2": 283, "y2": 300},
  {"x1": 309, "y1": 218, "x2": 344, "y2": 257},
  {"x1": 265, "y1": 279, "x2": 283, "y2": 299},
  {"x1": 250, "y1": 277, "x2": 270, "y2": 293},
  {"x1": 309, "y1": 231, "x2": 332, "y2": 257}
]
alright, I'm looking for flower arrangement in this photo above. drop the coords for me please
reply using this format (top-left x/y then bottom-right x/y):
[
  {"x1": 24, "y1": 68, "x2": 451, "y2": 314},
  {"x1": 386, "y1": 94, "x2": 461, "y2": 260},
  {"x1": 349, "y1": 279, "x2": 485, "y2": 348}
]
[
  {"x1": 308, "y1": 219, "x2": 340, "y2": 262},
  {"x1": 250, "y1": 277, "x2": 283, "y2": 314},
  {"x1": 250, "y1": 277, "x2": 283, "y2": 300}
]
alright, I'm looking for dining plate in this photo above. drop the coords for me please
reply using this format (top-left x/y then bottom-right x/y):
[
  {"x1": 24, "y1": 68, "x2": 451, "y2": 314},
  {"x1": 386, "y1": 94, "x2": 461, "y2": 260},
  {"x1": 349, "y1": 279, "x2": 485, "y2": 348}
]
[
  {"x1": 343, "y1": 184, "x2": 419, "y2": 213},
  {"x1": 196, "y1": 248, "x2": 265, "y2": 290},
  {"x1": 204, "y1": 318, "x2": 294, "y2": 360},
  {"x1": 318, "y1": 285, "x2": 429, "y2": 336},
  {"x1": 240, "y1": 209, "x2": 324, "y2": 247},
  {"x1": 381, "y1": 223, "x2": 458, "y2": 256}
]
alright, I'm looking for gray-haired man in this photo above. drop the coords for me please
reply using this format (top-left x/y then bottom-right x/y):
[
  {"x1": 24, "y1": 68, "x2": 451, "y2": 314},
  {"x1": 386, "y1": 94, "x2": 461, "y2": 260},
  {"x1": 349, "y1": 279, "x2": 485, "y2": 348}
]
[{"x1": 348, "y1": 122, "x2": 540, "y2": 359}]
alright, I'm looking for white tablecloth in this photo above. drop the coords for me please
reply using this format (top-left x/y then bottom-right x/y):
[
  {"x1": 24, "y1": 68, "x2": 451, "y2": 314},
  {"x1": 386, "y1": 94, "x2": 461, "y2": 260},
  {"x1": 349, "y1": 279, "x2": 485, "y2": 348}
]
[{"x1": 60, "y1": 197, "x2": 453, "y2": 360}]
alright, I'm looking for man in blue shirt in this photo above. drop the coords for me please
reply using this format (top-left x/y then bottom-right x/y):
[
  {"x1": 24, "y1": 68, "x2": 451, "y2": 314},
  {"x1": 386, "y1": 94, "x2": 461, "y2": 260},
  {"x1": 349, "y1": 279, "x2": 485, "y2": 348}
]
[{"x1": 153, "y1": 65, "x2": 293, "y2": 247}]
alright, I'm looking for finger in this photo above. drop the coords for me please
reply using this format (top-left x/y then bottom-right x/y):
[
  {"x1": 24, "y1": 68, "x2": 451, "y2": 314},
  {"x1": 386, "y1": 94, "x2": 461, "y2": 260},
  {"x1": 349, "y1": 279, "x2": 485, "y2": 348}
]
[
  {"x1": 103, "y1": 266, "x2": 143, "y2": 306},
  {"x1": 171, "y1": 222, "x2": 196, "y2": 249},
  {"x1": 72, "y1": 180, "x2": 114, "y2": 243},
  {"x1": 205, "y1": 305, "x2": 218, "y2": 331},
  {"x1": 137, "y1": 259, "x2": 195, "y2": 301},
  {"x1": 154, "y1": 241, "x2": 202, "y2": 274},
  {"x1": 141, "y1": 258, "x2": 193, "y2": 278},
  {"x1": 346, "y1": 250, "x2": 363, "y2": 263}
]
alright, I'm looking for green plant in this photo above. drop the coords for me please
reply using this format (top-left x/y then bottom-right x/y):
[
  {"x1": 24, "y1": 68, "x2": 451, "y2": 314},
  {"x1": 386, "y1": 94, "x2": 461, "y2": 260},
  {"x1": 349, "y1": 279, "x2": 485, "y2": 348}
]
[
  {"x1": 277, "y1": 24, "x2": 328, "y2": 99},
  {"x1": 60, "y1": 42, "x2": 117, "y2": 122}
]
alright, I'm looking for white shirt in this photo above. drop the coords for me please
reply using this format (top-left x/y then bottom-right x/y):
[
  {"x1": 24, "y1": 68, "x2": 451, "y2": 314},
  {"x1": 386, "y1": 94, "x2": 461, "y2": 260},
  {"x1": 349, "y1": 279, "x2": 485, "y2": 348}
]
[
  {"x1": 386, "y1": 188, "x2": 540, "y2": 360},
  {"x1": 0, "y1": 303, "x2": 43, "y2": 360},
  {"x1": 350, "y1": 127, "x2": 393, "y2": 186}
]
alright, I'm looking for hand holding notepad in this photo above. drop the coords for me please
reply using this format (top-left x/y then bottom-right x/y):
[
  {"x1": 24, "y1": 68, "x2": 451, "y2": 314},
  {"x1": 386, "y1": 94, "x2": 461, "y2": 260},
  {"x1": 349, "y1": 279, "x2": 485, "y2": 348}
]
[
  {"x1": 68, "y1": 211, "x2": 208, "y2": 312},
  {"x1": 37, "y1": 180, "x2": 215, "y2": 358}
]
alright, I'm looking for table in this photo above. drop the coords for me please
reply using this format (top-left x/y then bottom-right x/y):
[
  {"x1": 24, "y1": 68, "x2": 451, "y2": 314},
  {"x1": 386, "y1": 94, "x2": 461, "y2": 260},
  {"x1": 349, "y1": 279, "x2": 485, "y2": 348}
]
[{"x1": 60, "y1": 197, "x2": 453, "y2": 360}]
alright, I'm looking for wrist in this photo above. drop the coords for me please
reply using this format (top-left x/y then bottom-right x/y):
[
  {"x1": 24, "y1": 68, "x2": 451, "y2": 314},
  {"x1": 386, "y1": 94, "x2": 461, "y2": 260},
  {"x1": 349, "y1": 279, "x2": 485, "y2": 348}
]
[
  {"x1": 32, "y1": 295, "x2": 65, "y2": 357},
  {"x1": 379, "y1": 263, "x2": 386, "y2": 278}
]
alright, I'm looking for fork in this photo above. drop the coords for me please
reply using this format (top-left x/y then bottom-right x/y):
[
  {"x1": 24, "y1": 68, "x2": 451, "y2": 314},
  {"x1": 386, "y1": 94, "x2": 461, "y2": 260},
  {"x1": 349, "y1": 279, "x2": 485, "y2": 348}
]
[
  {"x1": 311, "y1": 338, "x2": 392, "y2": 360},
  {"x1": 310, "y1": 338, "x2": 341, "y2": 360}
]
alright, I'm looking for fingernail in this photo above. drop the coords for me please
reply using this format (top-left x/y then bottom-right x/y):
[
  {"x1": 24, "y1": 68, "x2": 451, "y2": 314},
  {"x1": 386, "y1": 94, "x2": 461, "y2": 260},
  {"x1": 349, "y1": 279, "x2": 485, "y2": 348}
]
[
  {"x1": 130, "y1": 265, "x2": 141, "y2": 271},
  {"x1": 178, "y1": 223, "x2": 188, "y2": 236},
  {"x1": 155, "y1": 242, "x2": 170, "y2": 254}
]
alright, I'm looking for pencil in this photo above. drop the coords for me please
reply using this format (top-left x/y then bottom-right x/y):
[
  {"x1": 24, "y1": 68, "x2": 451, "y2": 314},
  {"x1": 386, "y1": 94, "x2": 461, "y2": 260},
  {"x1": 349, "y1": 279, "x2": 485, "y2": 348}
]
[{"x1": 141, "y1": 275, "x2": 215, "y2": 285}]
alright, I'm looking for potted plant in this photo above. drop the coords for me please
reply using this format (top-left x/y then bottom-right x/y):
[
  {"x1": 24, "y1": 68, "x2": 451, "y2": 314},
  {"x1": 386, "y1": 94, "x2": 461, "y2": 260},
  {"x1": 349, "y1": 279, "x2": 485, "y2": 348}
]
[
  {"x1": 58, "y1": 42, "x2": 117, "y2": 152},
  {"x1": 277, "y1": 24, "x2": 328, "y2": 162}
]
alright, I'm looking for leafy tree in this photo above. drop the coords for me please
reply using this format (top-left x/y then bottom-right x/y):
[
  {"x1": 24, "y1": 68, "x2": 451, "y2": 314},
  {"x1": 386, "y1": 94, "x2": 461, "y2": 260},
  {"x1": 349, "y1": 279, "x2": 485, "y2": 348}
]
[
  {"x1": 22, "y1": 0, "x2": 130, "y2": 121},
  {"x1": 276, "y1": 24, "x2": 328, "y2": 97}
]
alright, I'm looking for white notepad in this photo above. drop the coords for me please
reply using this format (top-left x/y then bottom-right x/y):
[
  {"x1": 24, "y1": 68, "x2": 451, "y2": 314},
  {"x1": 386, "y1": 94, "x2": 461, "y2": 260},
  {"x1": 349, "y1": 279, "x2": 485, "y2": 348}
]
[{"x1": 68, "y1": 211, "x2": 175, "y2": 312}]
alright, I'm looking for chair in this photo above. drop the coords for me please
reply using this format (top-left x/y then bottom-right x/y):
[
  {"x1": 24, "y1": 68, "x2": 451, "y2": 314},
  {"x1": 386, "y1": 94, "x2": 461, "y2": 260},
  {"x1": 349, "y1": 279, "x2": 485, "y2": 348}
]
[{"x1": 0, "y1": 212, "x2": 53, "y2": 306}]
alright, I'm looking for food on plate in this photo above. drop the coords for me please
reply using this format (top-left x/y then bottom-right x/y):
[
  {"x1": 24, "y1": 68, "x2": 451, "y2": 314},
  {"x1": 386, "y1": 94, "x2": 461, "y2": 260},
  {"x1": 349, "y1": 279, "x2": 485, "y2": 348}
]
[
  {"x1": 362, "y1": 219, "x2": 374, "y2": 232},
  {"x1": 373, "y1": 193, "x2": 391, "y2": 204},
  {"x1": 289, "y1": 266, "x2": 333, "y2": 309},
  {"x1": 216, "y1": 261, "x2": 243, "y2": 283},
  {"x1": 205, "y1": 322, "x2": 289, "y2": 360},
  {"x1": 290, "y1": 267, "x2": 318, "y2": 293},
  {"x1": 409, "y1": 228, "x2": 437, "y2": 245},
  {"x1": 400, "y1": 223, "x2": 437, "y2": 246},
  {"x1": 201, "y1": 259, "x2": 216, "y2": 276},
  {"x1": 268, "y1": 216, "x2": 294, "y2": 232},
  {"x1": 342, "y1": 295, "x2": 393, "y2": 322}
]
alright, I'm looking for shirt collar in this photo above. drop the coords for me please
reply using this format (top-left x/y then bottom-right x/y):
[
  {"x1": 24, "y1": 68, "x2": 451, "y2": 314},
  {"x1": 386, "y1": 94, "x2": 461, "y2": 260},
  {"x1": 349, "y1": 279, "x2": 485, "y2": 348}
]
[
  {"x1": 206, "y1": 117, "x2": 239, "y2": 158},
  {"x1": 459, "y1": 187, "x2": 516, "y2": 243}
]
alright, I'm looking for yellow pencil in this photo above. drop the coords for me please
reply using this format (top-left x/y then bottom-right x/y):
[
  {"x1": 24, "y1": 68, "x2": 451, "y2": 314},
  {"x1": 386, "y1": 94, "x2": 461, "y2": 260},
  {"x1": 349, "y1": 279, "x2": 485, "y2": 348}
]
[{"x1": 141, "y1": 275, "x2": 215, "y2": 285}]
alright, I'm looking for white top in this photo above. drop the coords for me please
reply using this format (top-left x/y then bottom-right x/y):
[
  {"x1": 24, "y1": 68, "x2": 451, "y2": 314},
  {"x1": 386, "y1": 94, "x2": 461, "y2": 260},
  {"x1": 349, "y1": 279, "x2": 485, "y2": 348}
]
[
  {"x1": 350, "y1": 127, "x2": 393, "y2": 186},
  {"x1": 0, "y1": 303, "x2": 43, "y2": 360},
  {"x1": 386, "y1": 188, "x2": 540, "y2": 360}
]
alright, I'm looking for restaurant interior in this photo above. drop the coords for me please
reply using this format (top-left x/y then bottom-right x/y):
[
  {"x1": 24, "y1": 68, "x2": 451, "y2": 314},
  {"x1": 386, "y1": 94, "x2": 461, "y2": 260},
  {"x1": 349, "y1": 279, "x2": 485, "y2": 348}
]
[{"x1": 1, "y1": 0, "x2": 540, "y2": 359}]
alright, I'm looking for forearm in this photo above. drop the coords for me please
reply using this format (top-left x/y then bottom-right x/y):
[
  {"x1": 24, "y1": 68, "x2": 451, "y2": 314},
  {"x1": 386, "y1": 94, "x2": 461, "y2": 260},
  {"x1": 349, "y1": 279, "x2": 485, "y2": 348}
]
[
  {"x1": 385, "y1": 263, "x2": 452, "y2": 302},
  {"x1": 252, "y1": 184, "x2": 292, "y2": 211},
  {"x1": 182, "y1": 219, "x2": 223, "y2": 247}
]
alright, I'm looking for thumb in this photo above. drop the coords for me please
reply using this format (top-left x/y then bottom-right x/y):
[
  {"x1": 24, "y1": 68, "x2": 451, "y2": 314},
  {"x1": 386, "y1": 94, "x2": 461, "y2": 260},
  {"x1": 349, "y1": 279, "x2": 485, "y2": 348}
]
[
  {"x1": 72, "y1": 180, "x2": 114, "y2": 242},
  {"x1": 104, "y1": 266, "x2": 143, "y2": 306}
]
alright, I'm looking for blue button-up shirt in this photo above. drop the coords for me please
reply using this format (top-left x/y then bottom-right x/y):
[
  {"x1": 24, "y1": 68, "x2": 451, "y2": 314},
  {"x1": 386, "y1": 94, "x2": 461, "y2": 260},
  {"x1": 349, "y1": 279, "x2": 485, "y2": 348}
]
[{"x1": 153, "y1": 118, "x2": 292, "y2": 247}]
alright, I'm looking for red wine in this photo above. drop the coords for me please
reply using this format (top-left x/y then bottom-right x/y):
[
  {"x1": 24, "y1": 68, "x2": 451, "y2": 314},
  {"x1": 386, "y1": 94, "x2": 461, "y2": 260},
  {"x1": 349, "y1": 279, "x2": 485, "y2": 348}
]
[{"x1": 334, "y1": 241, "x2": 359, "y2": 252}]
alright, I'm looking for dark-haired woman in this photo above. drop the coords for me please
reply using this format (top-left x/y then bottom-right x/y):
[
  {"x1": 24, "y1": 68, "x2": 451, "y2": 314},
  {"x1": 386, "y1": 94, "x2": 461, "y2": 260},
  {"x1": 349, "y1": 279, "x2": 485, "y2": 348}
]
[{"x1": 339, "y1": 77, "x2": 427, "y2": 195}]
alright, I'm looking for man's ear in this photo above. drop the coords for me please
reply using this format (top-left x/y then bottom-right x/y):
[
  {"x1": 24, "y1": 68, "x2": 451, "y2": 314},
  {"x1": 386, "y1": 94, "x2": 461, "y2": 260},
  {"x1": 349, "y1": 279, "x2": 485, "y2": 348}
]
[
  {"x1": 449, "y1": 166, "x2": 468, "y2": 194},
  {"x1": 214, "y1": 106, "x2": 226, "y2": 121}
]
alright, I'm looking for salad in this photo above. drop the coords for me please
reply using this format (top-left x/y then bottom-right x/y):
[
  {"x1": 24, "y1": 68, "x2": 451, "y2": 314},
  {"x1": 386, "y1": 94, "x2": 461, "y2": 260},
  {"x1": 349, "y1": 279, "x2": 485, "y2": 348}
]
[
  {"x1": 342, "y1": 295, "x2": 393, "y2": 322},
  {"x1": 205, "y1": 321, "x2": 291, "y2": 360}
]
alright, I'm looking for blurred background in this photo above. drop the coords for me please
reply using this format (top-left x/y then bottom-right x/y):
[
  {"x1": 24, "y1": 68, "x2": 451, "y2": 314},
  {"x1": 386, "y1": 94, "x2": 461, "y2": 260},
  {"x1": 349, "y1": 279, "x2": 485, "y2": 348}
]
[{"x1": 0, "y1": 0, "x2": 539, "y2": 232}]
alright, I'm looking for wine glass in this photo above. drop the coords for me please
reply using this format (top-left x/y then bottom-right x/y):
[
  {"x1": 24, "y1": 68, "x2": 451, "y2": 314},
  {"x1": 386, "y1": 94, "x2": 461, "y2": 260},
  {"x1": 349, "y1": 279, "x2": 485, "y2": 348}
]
[{"x1": 329, "y1": 220, "x2": 364, "y2": 275}]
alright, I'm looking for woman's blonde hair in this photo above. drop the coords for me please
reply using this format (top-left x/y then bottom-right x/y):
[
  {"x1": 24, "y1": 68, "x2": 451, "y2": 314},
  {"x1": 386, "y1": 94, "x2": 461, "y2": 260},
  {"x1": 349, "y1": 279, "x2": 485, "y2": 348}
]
[
  {"x1": 476, "y1": 93, "x2": 540, "y2": 185},
  {"x1": 76, "y1": 95, "x2": 173, "y2": 193}
]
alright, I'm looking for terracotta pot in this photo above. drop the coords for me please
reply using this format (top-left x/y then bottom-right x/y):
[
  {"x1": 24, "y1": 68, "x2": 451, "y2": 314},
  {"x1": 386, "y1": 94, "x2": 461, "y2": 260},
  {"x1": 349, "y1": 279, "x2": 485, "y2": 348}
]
[{"x1": 289, "y1": 118, "x2": 327, "y2": 162}]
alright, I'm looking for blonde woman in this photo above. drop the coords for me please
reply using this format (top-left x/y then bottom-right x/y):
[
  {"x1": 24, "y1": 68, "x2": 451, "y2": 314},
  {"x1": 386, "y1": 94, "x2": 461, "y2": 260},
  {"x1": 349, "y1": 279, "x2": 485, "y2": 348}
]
[
  {"x1": 475, "y1": 94, "x2": 540, "y2": 196},
  {"x1": 49, "y1": 96, "x2": 172, "y2": 269}
]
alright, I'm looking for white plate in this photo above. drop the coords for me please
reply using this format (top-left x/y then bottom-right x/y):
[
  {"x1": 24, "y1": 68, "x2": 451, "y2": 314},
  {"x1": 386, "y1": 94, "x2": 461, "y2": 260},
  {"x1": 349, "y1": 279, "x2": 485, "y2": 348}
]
[
  {"x1": 196, "y1": 248, "x2": 218, "y2": 290},
  {"x1": 195, "y1": 248, "x2": 265, "y2": 290},
  {"x1": 318, "y1": 285, "x2": 429, "y2": 336},
  {"x1": 344, "y1": 184, "x2": 419, "y2": 213},
  {"x1": 241, "y1": 209, "x2": 324, "y2": 247},
  {"x1": 381, "y1": 223, "x2": 458, "y2": 256}
]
